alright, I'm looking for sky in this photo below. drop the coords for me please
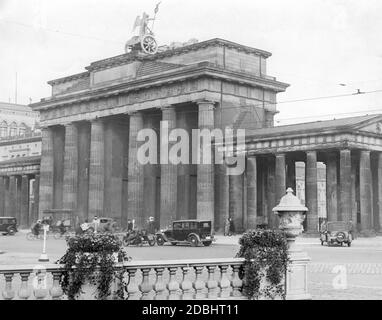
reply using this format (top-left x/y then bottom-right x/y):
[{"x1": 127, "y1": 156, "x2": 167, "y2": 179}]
[{"x1": 1, "y1": 0, "x2": 382, "y2": 125}]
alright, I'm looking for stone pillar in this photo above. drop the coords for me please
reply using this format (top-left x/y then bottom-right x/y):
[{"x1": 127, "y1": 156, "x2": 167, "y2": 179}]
[
  {"x1": 378, "y1": 153, "x2": 382, "y2": 231},
  {"x1": 16, "y1": 176, "x2": 22, "y2": 225},
  {"x1": 63, "y1": 123, "x2": 78, "y2": 212},
  {"x1": 326, "y1": 152, "x2": 338, "y2": 222},
  {"x1": 266, "y1": 157, "x2": 276, "y2": 228},
  {"x1": 216, "y1": 164, "x2": 229, "y2": 232},
  {"x1": 4, "y1": 177, "x2": 10, "y2": 216},
  {"x1": 305, "y1": 151, "x2": 318, "y2": 233},
  {"x1": 229, "y1": 173, "x2": 243, "y2": 232},
  {"x1": 20, "y1": 175, "x2": 29, "y2": 227},
  {"x1": 0, "y1": 176, "x2": 5, "y2": 217},
  {"x1": 32, "y1": 175, "x2": 40, "y2": 225},
  {"x1": 351, "y1": 155, "x2": 357, "y2": 226},
  {"x1": 39, "y1": 127, "x2": 54, "y2": 217},
  {"x1": 160, "y1": 106, "x2": 177, "y2": 229},
  {"x1": 127, "y1": 111, "x2": 145, "y2": 229},
  {"x1": 360, "y1": 150, "x2": 373, "y2": 231},
  {"x1": 176, "y1": 111, "x2": 190, "y2": 220},
  {"x1": 196, "y1": 101, "x2": 215, "y2": 226},
  {"x1": 8, "y1": 176, "x2": 16, "y2": 218},
  {"x1": 88, "y1": 120, "x2": 105, "y2": 218},
  {"x1": 286, "y1": 157, "x2": 296, "y2": 191},
  {"x1": 275, "y1": 153, "x2": 286, "y2": 203},
  {"x1": 246, "y1": 157, "x2": 257, "y2": 230},
  {"x1": 339, "y1": 149, "x2": 352, "y2": 222}
]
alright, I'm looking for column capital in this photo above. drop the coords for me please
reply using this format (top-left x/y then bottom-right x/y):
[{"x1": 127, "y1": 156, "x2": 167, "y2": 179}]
[
  {"x1": 159, "y1": 104, "x2": 176, "y2": 112},
  {"x1": 126, "y1": 110, "x2": 143, "y2": 117},
  {"x1": 194, "y1": 99, "x2": 217, "y2": 110}
]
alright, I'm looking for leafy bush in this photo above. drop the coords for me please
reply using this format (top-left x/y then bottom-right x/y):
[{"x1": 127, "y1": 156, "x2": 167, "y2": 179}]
[
  {"x1": 236, "y1": 229, "x2": 289, "y2": 300},
  {"x1": 57, "y1": 233, "x2": 127, "y2": 300}
]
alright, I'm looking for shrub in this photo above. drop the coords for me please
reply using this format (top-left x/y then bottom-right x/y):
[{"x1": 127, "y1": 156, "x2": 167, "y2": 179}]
[
  {"x1": 236, "y1": 229, "x2": 289, "y2": 300},
  {"x1": 57, "y1": 233, "x2": 128, "y2": 300}
]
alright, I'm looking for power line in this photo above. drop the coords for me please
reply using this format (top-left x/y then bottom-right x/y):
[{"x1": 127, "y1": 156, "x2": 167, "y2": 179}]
[{"x1": 0, "y1": 18, "x2": 124, "y2": 44}]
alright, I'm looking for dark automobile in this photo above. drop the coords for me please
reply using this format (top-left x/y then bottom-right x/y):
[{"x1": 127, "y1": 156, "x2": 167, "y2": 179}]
[
  {"x1": 156, "y1": 220, "x2": 214, "y2": 247},
  {"x1": 320, "y1": 221, "x2": 352, "y2": 247},
  {"x1": 0, "y1": 217, "x2": 18, "y2": 235}
]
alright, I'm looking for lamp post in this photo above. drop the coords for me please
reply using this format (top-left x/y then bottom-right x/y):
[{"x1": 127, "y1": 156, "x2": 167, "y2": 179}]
[
  {"x1": 38, "y1": 224, "x2": 49, "y2": 262},
  {"x1": 272, "y1": 188, "x2": 311, "y2": 300}
]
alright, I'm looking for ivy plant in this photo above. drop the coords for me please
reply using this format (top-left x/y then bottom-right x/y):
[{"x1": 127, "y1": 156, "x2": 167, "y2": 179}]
[
  {"x1": 236, "y1": 229, "x2": 289, "y2": 300},
  {"x1": 57, "y1": 233, "x2": 128, "y2": 300}
]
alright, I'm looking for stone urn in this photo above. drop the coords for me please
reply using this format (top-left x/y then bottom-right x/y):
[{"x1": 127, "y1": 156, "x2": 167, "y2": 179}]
[{"x1": 272, "y1": 188, "x2": 311, "y2": 300}]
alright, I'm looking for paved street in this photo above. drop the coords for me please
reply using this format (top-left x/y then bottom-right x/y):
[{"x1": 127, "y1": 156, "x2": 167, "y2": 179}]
[{"x1": 1, "y1": 232, "x2": 382, "y2": 299}]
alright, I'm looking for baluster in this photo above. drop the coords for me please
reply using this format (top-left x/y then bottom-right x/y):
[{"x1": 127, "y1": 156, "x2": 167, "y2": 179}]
[
  {"x1": 50, "y1": 271, "x2": 64, "y2": 300},
  {"x1": 126, "y1": 268, "x2": 141, "y2": 300},
  {"x1": 139, "y1": 268, "x2": 153, "y2": 300},
  {"x1": 167, "y1": 267, "x2": 180, "y2": 300},
  {"x1": 193, "y1": 266, "x2": 206, "y2": 299},
  {"x1": 2, "y1": 273, "x2": 15, "y2": 300},
  {"x1": 180, "y1": 266, "x2": 193, "y2": 300},
  {"x1": 218, "y1": 264, "x2": 231, "y2": 298},
  {"x1": 154, "y1": 267, "x2": 167, "y2": 300},
  {"x1": 18, "y1": 272, "x2": 31, "y2": 300},
  {"x1": 33, "y1": 270, "x2": 48, "y2": 300},
  {"x1": 206, "y1": 265, "x2": 218, "y2": 299},
  {"x1": 231, "y1": 264, "x2": 243, "y2": 297}
]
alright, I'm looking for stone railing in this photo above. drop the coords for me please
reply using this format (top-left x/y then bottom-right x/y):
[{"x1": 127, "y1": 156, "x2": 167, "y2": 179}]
[{"x1": 0, "y1": 258, "x2": 247, "y2": 300}]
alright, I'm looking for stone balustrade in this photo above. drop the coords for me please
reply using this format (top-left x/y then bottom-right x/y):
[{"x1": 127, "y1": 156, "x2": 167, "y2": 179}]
[{"x1": 0, "y1": 258, "x2": 247, "y2": 300}]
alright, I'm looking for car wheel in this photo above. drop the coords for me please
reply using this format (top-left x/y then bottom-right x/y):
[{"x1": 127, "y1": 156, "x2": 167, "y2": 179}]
[
  {"x1": 7, "y1": 227, "x2": 16, "y2": 235},
  {"x1": 156, "y1": 235, "x2": 165, "y2": 246},
  {"x1": 171, "y1": 242, "x2": 177, "y2": 246},
  {"x1": 188, "y1": 235, "x2": 199, "y2": 247},
  {"x1": 148, "y1": 239, "x2": 156, "y2": 246},
  {"x1": 348, "y1": 242, "x2": 351, "y2": 247},
  {"x1": 53, "y1": 232, "x2": 62, "y2": 240},
  {"x1": 122, "y1": 239, "x2": 130, "y2": 247},
  {"x1": 203, "y1": 241, "x2": 212, "y2": 247},
  {"x1": 26, "y1": 232, "x2": 35, "y2": 241}
]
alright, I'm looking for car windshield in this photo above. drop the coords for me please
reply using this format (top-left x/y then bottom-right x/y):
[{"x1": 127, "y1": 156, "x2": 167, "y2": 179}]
[{"x1": 327, "y1": 222, "x2": 349, "y2": 232}]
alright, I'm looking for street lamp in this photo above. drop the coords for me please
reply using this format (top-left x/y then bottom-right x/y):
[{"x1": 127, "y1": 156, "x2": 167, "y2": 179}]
[{"x1": 38, "y1": 224, "x2": 49, "y2": 262}]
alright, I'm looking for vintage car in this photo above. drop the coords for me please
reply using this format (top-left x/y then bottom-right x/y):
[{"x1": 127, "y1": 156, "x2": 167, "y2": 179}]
[
  {"x1": 155, "y1": 220, "x2": 214, "y2": 247},
  {"x1": 87, "y1": 217, "x2": 118, "y2": 233},
  {"x1": 0, "y1": 217, "x2": 18, "y2": 235},
  {"x1": 320, "y1": 221, "x2": 353, "y2": 247}
]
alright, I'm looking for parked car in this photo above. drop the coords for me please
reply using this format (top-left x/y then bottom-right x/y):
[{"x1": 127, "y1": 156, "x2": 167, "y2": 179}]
[
  {"x1": 320, "y1": 221, "x2": 352, "y2": 247},
  {"x1": 156, "y1": 220, "x2": 214, "y2": 247},
  {"x1": 0, "y1": 217, "x2": 18, "y2": 235}
]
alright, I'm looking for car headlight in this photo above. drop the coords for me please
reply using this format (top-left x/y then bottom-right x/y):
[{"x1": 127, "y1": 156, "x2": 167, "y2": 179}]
[{"x1": 205, "y1": 236, "x2": 211, "y2": 239}]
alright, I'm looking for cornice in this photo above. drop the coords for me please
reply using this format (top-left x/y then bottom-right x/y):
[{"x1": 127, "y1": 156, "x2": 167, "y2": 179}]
[
  {"x1": 31, "y1": 64, "x2": 289, "y2": 111},
  {"x1": 47, "y1": 71, "x2": 90, "y2": 86}
]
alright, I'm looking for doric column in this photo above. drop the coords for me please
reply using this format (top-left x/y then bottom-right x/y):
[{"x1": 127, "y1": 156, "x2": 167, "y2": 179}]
[
  {"x1": 127, "y1": 111, "x2": 145, "y2": 229},
  {"x1": 159, "y1": 106, "x2": 177, "y2": 229},
  {"x1": 216, "y1": 164, "x2": 229, "y2": 232},
  {"x1": 229, "y1": 173, "x2": 243, "y2": 232},
  {"x1": 378, "y1": 153, "x2": 382, "y2": 232},
  {"x1": 0, "y1": 176, "x2": 5, "y2": 217},
  {"x1": 275, "y1": 153, "x2": 286, "y2": 204},
  {"x1": 8, "y1": 176, "x2": 16, "y2": 219},
  {"x1": 3, "y1": 177, "x2": 10, "y2": 216},
  {"x1": 196, "y1": 100, "x2": 215, "y2": 226},
  {"x1": 39, "y1": 127, "x2": 54, "y2": 217},
  {"x1": 306, "y1": 151, "x2": 318, "y2": 232},
  {"x1": 16, "y1": 176, "x2": 22, "y2": 224},
  {"x1": 286, "y1": 157, "x2": 296, "y2": 191},
  {"x1": 339, "y1": 149, "x2": 352, "y2": 222},
  {"x1": 20, "y1": 175, "x2": 29, "y2": 228},
  {"x1": 88, "y1": 120, "x2": 105, "y2": 218},
  {"x1": 177, "y1": 111, "x2": 190, "y2": 220},
  {"x1": 360, "y1": 150, "x2": 373, "y2": 231},
  {"x1": 246, "y1": 157, "x2": 257, "y2": 230},
  {"x1": 266, "y1": 156, "x2": 276, "y2": 228},
  {"x1": 63, "y1": 123, "x2": 78, "y2": 212},
  {"x1": 326, "y1": 152, "x2": 338, "y2": 222},
  {"x1": 32, "y1": 175, "x2": 40, "y2": 224}
]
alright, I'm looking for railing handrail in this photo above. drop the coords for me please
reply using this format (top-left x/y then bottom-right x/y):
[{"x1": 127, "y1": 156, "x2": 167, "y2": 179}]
[{"x1": 0, "y1": 257, "x2": 245, "y2": 274}]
